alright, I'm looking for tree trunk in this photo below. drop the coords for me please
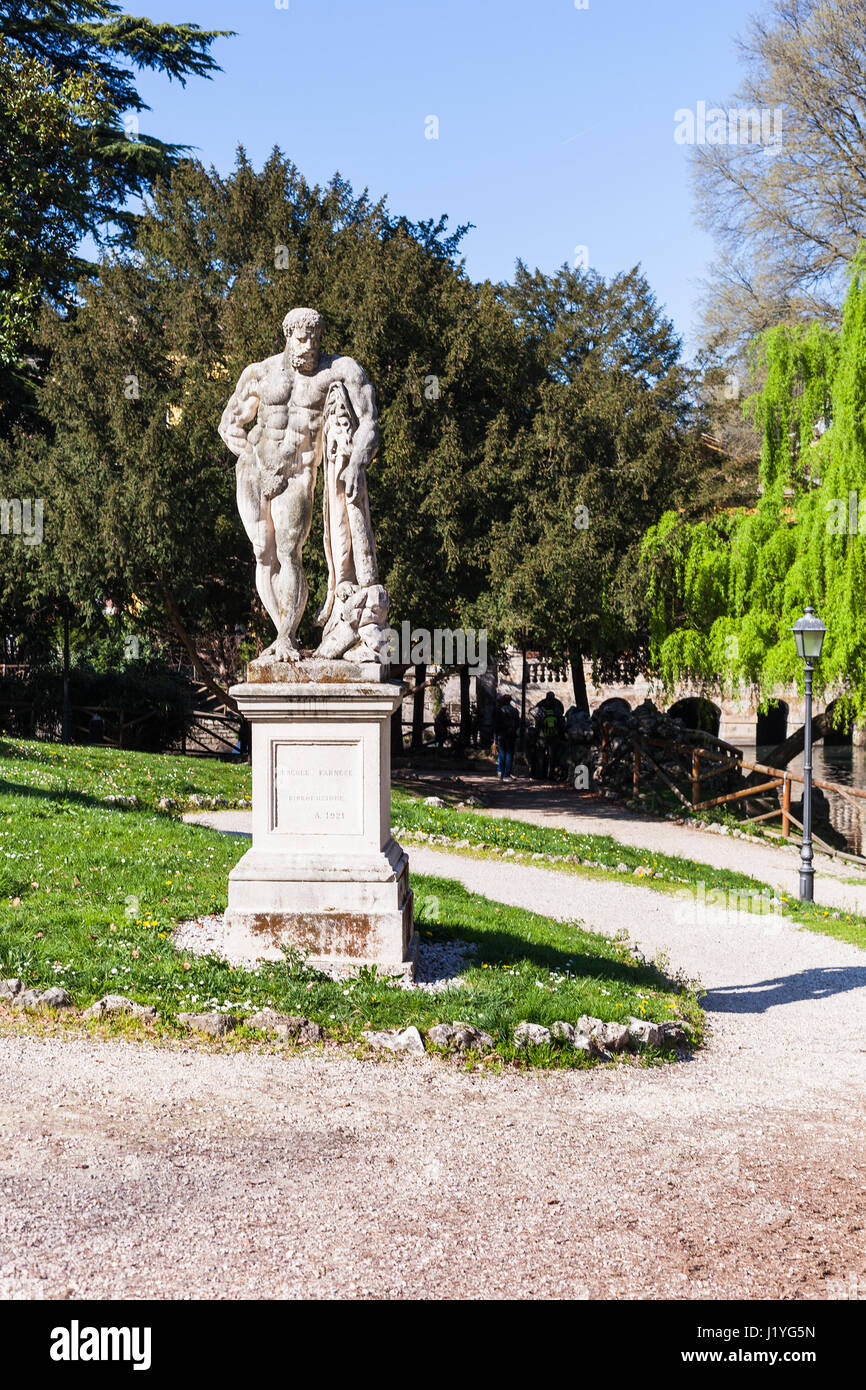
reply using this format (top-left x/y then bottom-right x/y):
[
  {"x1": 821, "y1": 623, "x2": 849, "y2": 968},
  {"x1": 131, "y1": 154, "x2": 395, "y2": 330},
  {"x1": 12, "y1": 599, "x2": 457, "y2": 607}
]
[
  {"x1": 411, "y1": 663, "x2": 427, "y2": 750},
  {"x1": 570, "y1": 644, "x2": 590, "y2": 715},
  {"x1": 761, "y1": 699, "x2": 838, "y2": 769},
  {"x1": 61, "y1": 604, "x2": 71, "y2": 744},
  {"x1": 519, "y1": 647, "x2": 528, "y2": 751},
  {"x1": 391, "y1": 707, "x2": 403, "y2": 763},
  {"x1": 459, "y1": 665, "x2": 471, "y2": 746},
  {"x1": 158, "y1": 582, "x2": 238, "y2": 712}
]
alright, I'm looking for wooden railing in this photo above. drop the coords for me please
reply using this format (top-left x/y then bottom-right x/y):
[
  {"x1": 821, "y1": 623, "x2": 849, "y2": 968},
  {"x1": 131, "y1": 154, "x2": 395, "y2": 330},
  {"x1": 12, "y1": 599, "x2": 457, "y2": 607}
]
[{"x1": 602, "y1": 721, "x2": 866, "y2": 865}]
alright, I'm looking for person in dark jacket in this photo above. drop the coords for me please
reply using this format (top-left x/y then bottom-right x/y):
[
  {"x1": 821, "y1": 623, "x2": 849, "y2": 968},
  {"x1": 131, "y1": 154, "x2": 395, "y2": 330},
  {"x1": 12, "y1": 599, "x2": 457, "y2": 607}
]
[
  {"x1": 533, "y1": 691, "x2": 566, "y2": 780},
  {"x1": 433, "y1": 705, "x2": 451, "y2": 748},
  {"x1": 494, "y1": 693, "x2": 520, "y2": 780}
]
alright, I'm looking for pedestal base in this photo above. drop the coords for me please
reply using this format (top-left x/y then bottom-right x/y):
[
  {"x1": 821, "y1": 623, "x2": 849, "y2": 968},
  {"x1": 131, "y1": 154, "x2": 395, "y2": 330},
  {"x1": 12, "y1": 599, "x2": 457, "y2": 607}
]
[{"x1": 225, "y1": 678, "x2": 415, "y2": 976}]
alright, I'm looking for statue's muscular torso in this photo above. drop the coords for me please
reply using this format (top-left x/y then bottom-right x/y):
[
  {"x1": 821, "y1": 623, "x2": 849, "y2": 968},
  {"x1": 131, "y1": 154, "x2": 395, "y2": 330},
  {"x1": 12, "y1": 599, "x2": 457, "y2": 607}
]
[
  {"x1": 240, "y1": 351, "x2": 373, "y2": 494},
  {"x1": 246, "y1": 351, "x2": 327, "y2": 487},
  {"x1": 220, "y1": 348, "x2": 376, "y2": 497}
]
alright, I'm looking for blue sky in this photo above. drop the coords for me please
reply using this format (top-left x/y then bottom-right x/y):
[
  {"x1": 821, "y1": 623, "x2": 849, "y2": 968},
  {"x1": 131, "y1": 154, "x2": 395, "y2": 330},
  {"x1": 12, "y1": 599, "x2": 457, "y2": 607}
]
[{"x1": 133, "y1": 0, "x2": 762, "y2": 357}]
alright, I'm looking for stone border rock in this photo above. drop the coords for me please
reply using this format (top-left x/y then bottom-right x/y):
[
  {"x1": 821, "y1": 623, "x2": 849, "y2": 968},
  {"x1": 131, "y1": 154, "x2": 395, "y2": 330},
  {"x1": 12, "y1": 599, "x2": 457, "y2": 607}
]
[
  {"x1": 362, "y1": 1025, "x2": 425, "y2": 1055},
  {"x1": 1, "y1": 984, "x2": 691, "y2": 1067},
  {"x1": 358, "y1": 1012, "x2": 690, "y2": 1062},
  {"x1": 426, "y1": 1021, "x2": 494, "y2": 1053},
  {"x1": 177, "y1": 1011, "x2": 240, "y2": 1038},
  {"x1": 247, "y1": 1009, "x2": 325, "y2": 1042},
  {"x1": 83, "y1": 994, "x2": 157, "y2": 1021},
  {"x1": 174, "y1": 1009, "x2": 327, "y2": 1041},
  {"x1": 362, "y1": 1022, "x2": 497, "y2": 1057},
  {"x1": 514, "y1": 1014, "x2": 690, "y2": 1057},
  {"x1": 1, "y1": 980, "x2": 73, "y2": 1012}
]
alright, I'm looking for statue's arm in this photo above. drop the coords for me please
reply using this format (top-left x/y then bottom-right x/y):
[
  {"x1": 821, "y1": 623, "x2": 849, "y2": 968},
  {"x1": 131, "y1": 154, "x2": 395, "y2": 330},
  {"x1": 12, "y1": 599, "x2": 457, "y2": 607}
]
[
  {"x1": 341, "y1": 365, "x2": 380, "y2": 502},
  {"x1": 219, "y1": 363, "x2": 261, "y2": 457}
]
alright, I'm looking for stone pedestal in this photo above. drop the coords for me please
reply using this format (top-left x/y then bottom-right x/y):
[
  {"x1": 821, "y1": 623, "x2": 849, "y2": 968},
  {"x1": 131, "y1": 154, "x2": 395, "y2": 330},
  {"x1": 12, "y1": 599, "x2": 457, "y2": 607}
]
[{"x1": 224, "y1": 674, "x2": 414, "y2": 976}]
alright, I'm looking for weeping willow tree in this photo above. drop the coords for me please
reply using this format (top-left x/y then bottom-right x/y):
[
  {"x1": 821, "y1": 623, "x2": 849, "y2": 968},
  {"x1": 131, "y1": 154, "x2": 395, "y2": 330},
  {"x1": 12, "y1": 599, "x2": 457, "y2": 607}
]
[{"x1": 642, "y1": 247, "x2": 866, "y2": 724}]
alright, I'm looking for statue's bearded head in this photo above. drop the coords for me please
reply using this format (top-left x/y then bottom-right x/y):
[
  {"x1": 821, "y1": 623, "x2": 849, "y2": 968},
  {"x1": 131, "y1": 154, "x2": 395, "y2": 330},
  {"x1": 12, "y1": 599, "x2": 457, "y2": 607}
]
[{"x1": 282, "y1": 307, "x2": 324, "y2": 374}]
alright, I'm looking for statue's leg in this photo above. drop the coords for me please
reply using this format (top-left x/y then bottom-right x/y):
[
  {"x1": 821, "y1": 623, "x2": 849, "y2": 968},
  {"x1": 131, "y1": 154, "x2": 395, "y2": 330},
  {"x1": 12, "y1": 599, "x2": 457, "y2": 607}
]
[
  {"x1": 236, "y1": 457, "x2": 280, "y2": 629},
  {"x1": 254, "y1": 514, "x2": 280, "y2": 629},
  {"x1": 267, "y1": 467, "x2": 315, "y2": 660}
]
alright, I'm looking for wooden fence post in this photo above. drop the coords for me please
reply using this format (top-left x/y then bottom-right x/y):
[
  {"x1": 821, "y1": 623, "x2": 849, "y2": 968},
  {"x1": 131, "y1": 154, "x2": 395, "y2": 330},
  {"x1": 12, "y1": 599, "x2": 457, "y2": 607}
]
[
  {"x1": 633, "y1": 744, "x2": 641, "y2": 799},
  {"x1": 781, "y1": 773, "x2": 791, "y2": 838},
  {"x1": 692, "y1": 748, "x2": 701, "y2": 806}
]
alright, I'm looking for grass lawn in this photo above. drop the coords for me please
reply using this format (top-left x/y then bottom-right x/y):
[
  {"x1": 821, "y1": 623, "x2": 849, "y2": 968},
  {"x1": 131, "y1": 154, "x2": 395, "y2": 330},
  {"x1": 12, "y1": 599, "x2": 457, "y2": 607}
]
[
  {"x1": 0, "y1": 737, "x2": 252, "y2": 810},
  {"x1": 0, "y1": 738, "x2": 699, "y2": 1068}
]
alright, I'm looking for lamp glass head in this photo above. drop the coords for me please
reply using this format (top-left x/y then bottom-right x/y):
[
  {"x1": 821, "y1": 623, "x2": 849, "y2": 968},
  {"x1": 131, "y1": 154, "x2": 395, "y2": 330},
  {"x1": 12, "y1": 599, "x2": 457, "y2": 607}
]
[{"x1": 792, "y1": 607, "x2": 826, "y2": 662}]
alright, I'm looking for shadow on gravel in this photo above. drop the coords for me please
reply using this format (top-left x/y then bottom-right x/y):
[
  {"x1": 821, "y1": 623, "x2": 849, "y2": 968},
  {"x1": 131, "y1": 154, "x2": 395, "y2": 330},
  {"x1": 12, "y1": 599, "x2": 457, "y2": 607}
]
[
  {"x1": 483, "y1": 788, "x2": 632, "y2": 823},
  {"x1": 705, "y1": 965, "x2": 866, "y2": 1014}
]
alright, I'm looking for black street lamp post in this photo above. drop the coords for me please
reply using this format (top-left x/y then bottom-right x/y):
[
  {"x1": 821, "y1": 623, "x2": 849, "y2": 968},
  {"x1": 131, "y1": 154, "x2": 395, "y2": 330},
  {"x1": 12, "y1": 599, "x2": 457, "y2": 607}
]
[{"x1": 791, "y1": 607, "x2": 827, "y2": 902}]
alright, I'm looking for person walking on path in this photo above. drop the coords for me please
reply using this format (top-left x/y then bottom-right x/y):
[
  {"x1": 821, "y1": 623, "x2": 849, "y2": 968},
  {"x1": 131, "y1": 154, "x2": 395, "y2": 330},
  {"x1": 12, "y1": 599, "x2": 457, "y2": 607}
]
[
  {"x1": 532, "y1": 690, "x2": 566, "y2": 781},
  {"x1": 433, "y1": 705, "x2": 451, "y2": 749},
  {"x1": 494, "y1": 693, "x2": 520, "y2": 780}
]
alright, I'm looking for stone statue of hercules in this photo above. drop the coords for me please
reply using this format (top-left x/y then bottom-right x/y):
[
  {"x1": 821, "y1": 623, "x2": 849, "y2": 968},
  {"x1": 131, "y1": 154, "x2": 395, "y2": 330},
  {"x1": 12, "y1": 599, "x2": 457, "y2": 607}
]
[{"x1": 218, "y1": 307, "x2": 380, "y2": 663}]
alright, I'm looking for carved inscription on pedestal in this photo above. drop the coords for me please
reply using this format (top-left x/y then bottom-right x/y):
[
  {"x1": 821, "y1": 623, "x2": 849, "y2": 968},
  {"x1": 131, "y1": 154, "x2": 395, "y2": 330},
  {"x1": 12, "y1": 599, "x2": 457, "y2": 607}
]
[{"x1": 273, "y1": 740, "x2": 363, "y2": 835}]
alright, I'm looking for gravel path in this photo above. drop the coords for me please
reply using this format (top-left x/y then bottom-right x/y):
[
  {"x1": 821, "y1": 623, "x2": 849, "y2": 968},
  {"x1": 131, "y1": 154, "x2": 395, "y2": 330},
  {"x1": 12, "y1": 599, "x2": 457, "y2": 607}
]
[
  {"x1": 398, "y1": 773, "x2": 866, "y2": 915},
  {"x1": 410, "y1": 847, "x2": 866, "y2": 1109},
  {"x1": 1, "y1": 808, "x2": 864, "y2": 1300}
]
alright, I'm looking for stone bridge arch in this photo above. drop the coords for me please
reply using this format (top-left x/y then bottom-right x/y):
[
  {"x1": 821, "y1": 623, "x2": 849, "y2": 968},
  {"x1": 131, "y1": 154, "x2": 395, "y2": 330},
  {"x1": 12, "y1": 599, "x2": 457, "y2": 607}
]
[
  {"x1": 756, "y1": 699, "x2": 788, "y2": 747},
  {"x1": 666, "y1": 697, "x2": 721, "y2": 737}
]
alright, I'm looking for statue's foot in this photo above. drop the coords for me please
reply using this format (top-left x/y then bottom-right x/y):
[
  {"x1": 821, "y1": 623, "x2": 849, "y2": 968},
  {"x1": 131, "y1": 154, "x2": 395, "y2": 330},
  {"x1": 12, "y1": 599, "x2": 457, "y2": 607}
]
[
  {"x1": 258, "y1": 635, "x2": 301, "y2": 664},
  {"x1": 273, "y1": 634, "x2": 301, "y2": 663}
]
